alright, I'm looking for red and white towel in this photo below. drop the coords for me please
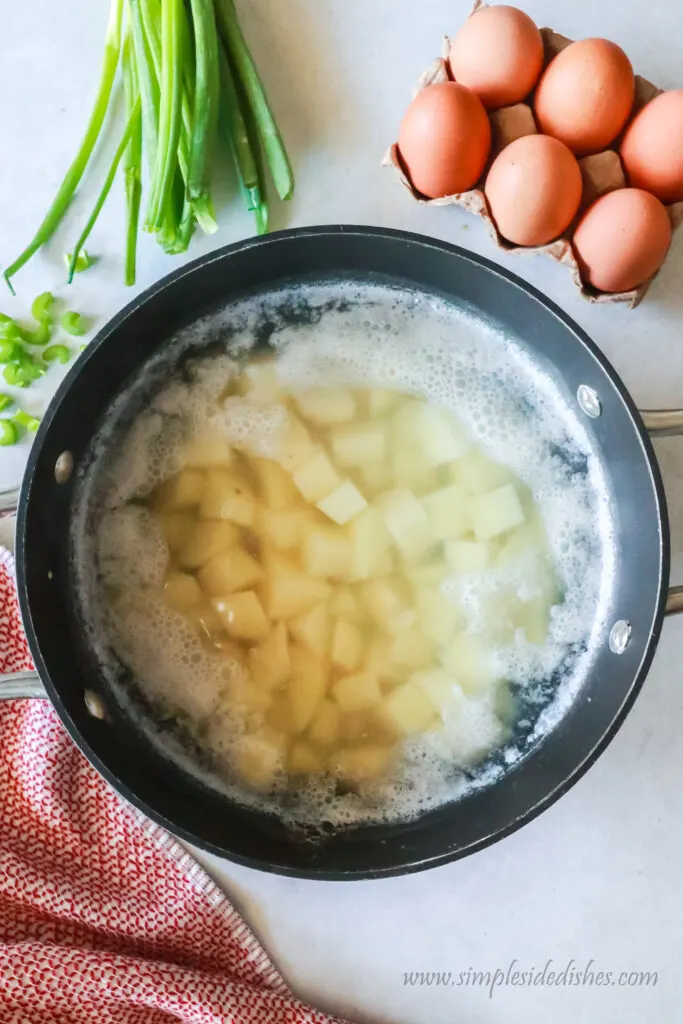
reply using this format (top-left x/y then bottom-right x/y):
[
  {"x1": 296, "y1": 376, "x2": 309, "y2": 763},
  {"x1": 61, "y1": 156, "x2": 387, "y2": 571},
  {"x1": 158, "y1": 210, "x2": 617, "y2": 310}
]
[{"x1": 0, "y1": 549, "x2": 345, "y2": 1024}]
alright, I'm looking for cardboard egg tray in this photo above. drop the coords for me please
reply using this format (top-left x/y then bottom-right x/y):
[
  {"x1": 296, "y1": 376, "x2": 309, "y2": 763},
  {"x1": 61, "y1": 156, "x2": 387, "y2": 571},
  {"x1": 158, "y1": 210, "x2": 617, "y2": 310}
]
[{"x1": 385, "y1": 0, "x2": 683, "y2": 308}]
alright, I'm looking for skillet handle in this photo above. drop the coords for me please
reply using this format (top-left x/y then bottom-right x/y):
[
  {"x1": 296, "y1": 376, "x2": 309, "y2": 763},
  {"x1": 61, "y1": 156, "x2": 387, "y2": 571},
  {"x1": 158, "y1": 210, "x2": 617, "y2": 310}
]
[
  {"x1": 0, "y1": 671, "x2": 48, "y2": 699},
  {"x1": 641, "y1": 410, "x2": 683, "y2": 616}
]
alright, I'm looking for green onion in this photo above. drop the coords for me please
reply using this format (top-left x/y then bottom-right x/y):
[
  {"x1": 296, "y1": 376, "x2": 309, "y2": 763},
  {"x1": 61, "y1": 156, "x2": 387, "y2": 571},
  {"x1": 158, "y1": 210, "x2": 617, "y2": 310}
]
[
  {"x1": 12, "y1": 411, "x2": 41, "y2": 432},
  {"x1": 0, "y1": 394, "x2": 13, "y2": 412},
  {"x1": 187, "y1": 0, "x2": 220, "y2": 232},
  {"x1": 123, "y1": 35, "x2": 143, "y2": 287},
  {"x1": 22, "y1": 321, "x2": 52, "y2": 346},
  {"x1": 0, "y1": 314, "x2": 12, "y2": 324},
  {"x1": 3, "y1": 0, "x2": 125, "y2": 292},
  {"x1": 60, "y1": 311, "x2": 87, "y2": 336},
  {"x1": 213, "y1": 0, "x2": 294, "y2": 201},
  {"x1": 218, "y1": 46, "x2": 259, "y2": 209},
  {"x1": 31, "y1": 292, "x2": 55, "y2": 323},
  {"x1": 63, "y1": 251, "x2": 94, "y2": 274},
  {"x1": 0, "y1": 339, "x2": 23, "y2": 363},
  {"x1": 147, "y1": 0, "x2": 183, "y2": 232},
  {"x1": 43, "y1": 345, "x2": 72, "y2": 364},
  {"x1": 0, "y1": 420, "x2": 19, "y2": 446},
  {"x1": 129, "y1": 0, "x2": 161, "y2": 174}
]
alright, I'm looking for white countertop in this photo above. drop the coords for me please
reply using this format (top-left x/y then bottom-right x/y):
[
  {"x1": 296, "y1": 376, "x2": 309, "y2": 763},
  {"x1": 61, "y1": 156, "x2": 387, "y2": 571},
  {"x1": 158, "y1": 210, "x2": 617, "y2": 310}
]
[{"x1": 3, "y1": 1, "x2": 683, "y2": 1021}]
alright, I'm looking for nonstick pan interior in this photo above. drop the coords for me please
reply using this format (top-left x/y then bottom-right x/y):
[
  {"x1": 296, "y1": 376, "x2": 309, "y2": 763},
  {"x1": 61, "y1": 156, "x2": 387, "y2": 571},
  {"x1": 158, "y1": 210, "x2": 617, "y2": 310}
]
[{"x1": 16, "y1": 227, "x2": 668, "y2": 878}]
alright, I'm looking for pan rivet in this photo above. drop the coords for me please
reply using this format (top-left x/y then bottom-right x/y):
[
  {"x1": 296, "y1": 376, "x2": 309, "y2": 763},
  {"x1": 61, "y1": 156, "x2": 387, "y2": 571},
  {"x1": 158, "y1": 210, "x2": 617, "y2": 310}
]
[
  {"x1": 609, "y1": 620, "x2": 631, "y2": 654},
  {"x1": 577, "y1": 385, "x2": 601, "y2": 419},
  {"x1": 84, "y1": 689, "x2": 106, "y2": 720},
  {"x1": 54, "y1": 451, "x2": 74, "y2": 484}
]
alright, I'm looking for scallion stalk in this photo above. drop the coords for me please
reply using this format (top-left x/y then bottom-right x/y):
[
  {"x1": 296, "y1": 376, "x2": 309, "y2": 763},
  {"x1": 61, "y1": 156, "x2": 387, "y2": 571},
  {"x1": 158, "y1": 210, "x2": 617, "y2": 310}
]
[
  {"x1": 123, "y1": 34, "x2": 143, "y2": 286},
  {"x1": 147, "y1": 0, "x2": 183, "y2": 232},
  {"x1": 187, "y1": 0, "x2": 220, "y2": 233}
]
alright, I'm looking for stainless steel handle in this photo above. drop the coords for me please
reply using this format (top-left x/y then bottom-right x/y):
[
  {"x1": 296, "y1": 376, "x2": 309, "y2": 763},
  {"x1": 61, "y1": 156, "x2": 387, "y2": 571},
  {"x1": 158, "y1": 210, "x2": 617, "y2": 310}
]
[
  {"x1": 641, "y1": 409, "x2": 683, "y2": 615},
  {"x1": 0, "y1": 671, "x2": 47, "y2": 699}
]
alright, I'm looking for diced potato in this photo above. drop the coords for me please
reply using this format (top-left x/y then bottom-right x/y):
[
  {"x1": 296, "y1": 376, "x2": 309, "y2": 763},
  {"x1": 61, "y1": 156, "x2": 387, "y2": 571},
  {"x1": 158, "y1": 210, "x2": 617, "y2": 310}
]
[
  {"x1": 295, "y1": 388, "x2": 356, "y2": 425},
  {"x1": 331, "y1": 422, "x2": 388, "y2": 468},
  {"x1": 308, "y1": 699, "x2": 342, "y2": 748},
  {"x1": 421, "y1": 483, "x2": 471, "y2": 541},
  {"x1": 233, "y1": 734, "x2": 283, "y2": 789},
  {"x1": 367, "y1": 388, "x2": 402, "y2": 417},
  {"x1": 198, "y1": 548, "x2": 263, "y2": 596},
  {"x1": 416, "y1": 588, "x2": 463, "y2": 645},
  {"x1": 381, "y1": 683, "x2": 436, "y2": 735},
  {"x1": 411, "y1": 668, "x2": 461, "y2": 715},
  {"x1": 445, "y1": 539, "x2": 492, "y2": 573},
  {"x1": 470, "y1": 483, "x2": 525, "y2": 541},
  {"x1": 276, "y1": 413, "x2": 316, "y2": 474},
  {"x1": 442, "y1": 632, "x2": 494, "y2": 692},
  {"x1": 447, "y1": 451, "x2": 512, "y2": 494},
  {"x1": 251, "y1": 458, "x2": 297, "y2": 509},
  {"x1": 333, "y1": 672, "x2": 383, "y2": 713},
  {"x1": 201, "y1": 469, "x2": 256, "y2": 526},
  {"x1": 317, "y1": 481, "x2": 367, "y2": 525},
  {"x1": 394, "y1": 402, "x2": 471, "y2": 467},
  {"x1": 406, "y1": 559, "x2": 450, "y2": 588},
  {"x1": 379, "y1": 488, "x2": 434, "y2": 560},
  {"x1": 517, "y1": 596, "x2": 550, "y2": 645},
  {"x1": 329, "y1": 587, "x2": 362, "y2": 622},
  {"x1": 292, "y1": 448, "x2": 342, "y2": 503},
  {"x1": 161, "y1": 511, "x2": 195, "y2": 553},
  {"x1": 497, "y1": 522, "x2": 543, "y2": 565},
  {"x1": 478, "y1": 588, "x2": 521, "y2": 646},
  {"x1": 158, "y1": 469, "x2": 205, "y2": 509},
  {"x1": 267, "y1": 694, "x2": 300, "y2": 735},
  {"x1": 183, "y1": 432, "x2": 234, "y2": 469},
  {"x1": 260, "y1": 556, "x2": 331, "y2": 619},
  {"x1": 290, "y1": 603, "x2": 330, "y2": 658},
  {"x1": 213, "y1": 590, "x2": 270, "y2": 642},
  {"x1": 333, "y1": 745, "x2": 393, "y2": 783},
  {"x1": 253, "y1": 725, "x2": 289, "y2": 757},
  {"x1": 239, "y1": 361, "x2": 283, "y2": 405},
  {"x1": 388, "y1": 627, "x2": 436, "y2": 670},
  {"x1": 288, "y1": 740, "x2": 326, "y2": 775},
  {"x1": 226, "y1": 676, "x2": 272, "y2": 715},
  {"x1": 340, "y1": 711, "x2": 377, "y2": 743},
  {"x1": 347, "y1": 507, "x2": 391, "y2": 581},
  {"x1": 391, "y1": 451, "x2": 439, "y2": 495},
  {"x1": 258, "y1": 506, "x2": 312, "y2": 551},
  {"x1": 359, "y1": 578, "x2": 408, "y2": 632},
  {"x1": 163, "y1": 571, "x2": 203, "y2": 613},
  {"x1": 248, "y1": 621, "x2": 290, "y2": 691},
  {"x1": 360, "y1": 463, "x2": 394, "y2": 497},
  {"x1": 331, "y1": 619, "x2": 364, "y2": 672},
  {"x1": 365, "y1": 637, "x2": 407, "y2": 684},
  {"x1": 177, "y1": 519, "x2": 240, "y2": 570},
  {"x1": 303, "y1": 525, "x2": 352, "y2": 579},
  {"x1": 289, "y1": 649, "x2": 328, "y2": 731},
  {"x1": 190, "y1": 601, "x2": 229, "y2": 649}
]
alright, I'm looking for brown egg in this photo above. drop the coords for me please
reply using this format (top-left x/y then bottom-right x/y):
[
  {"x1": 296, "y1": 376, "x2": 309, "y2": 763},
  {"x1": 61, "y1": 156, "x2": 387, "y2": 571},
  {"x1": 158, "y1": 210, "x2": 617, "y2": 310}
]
[
  {"x1": 448, "y1": 5, "x2": 544, "y2": 110},
  {"x1": 398, "y1": 82, "x2": 492, "y2": 198},
  {"x1": 620, "y1": 90, "x2": 683, "y2": 203},
  {"x1": 534, "y1": 39, "x2": 635, "y2": 156},
  {"x1": 484, "y1": 135, "x2": 583, "y2": 246},
  {"x1": 572, "y1": 188, "x2": 672, "y2": 292}
]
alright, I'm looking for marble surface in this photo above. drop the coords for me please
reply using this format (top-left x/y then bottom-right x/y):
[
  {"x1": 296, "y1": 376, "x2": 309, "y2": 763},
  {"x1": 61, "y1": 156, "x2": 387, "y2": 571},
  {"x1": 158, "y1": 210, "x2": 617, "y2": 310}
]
[{"x1": 3, "y1": 1, "x2": 683, "y2": 1021}]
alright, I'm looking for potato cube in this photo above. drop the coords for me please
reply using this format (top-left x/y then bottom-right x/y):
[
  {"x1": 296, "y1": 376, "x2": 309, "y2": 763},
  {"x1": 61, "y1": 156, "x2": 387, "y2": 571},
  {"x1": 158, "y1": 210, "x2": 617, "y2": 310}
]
[
  {"x1": 288, "y1": 740, "x2": 326, "y2": 775},
  {"x1": 201, "y1": 470, "x2": 256, "y2": 526},
  {"x1": 290, "y1": 603, "x2": 330, "y2": 658},
  {"x1": 233, "y1": 735, "x2": 283, "y2": 789},
  {"x1": 308, "y1": 699, "x2": 342, "y2": 748},
  {"x1": 177, "y1": 519, "x2": 240, "y2": 570},
  {"x1": 293, "y1": 448, "x2": 342, "y2": 503},
  {"x1": 470, "y1": 483, "x2": 525, "y2": 541},
  {"x1": 190, "y1": 601, "x2": 229, "y2": 649},
  {"x1": 163, "y1": 571, "x2": 203, "y2": 613},
  {"x1": 389, "y1": 627, "x2": 436, "y2": 670},
  {"x1": 365, "y1": 637, "x2": 407, "y2": 685},
  {"x1": 251, "y1": 458, "x2": 298, "y2": 509},
  {"x1": 331, "y1": 422, "x2": 388, "y2": 468},
  {"x1": 295, "y1": 388, "x2": 356, "y2": 425},
  {"x1": 317, "y1": 481, "x2": 367, "y2": 525},
  {"x1": 421, "y1": 483, "x2": 471, "y2": 541},
  {"x1": 391, "y1": 452, "x2": 439, "y2": 495},
  {"x1": 258, "y1": 506, "x2": 312, "y2": 551},
  {"x1": 517, "y1": 596, "x2": 550, "y2": 645},
  {"x1": 276, "y1": 413, "x2": 316, "y2": 474},
  {"x1": 289, "y1": 650, "x2": 328, "y2": 731},
  {"x1": 331, "y1": 619, "x2": 364, "y2": 672},
  {"x1": 497, "y1": 522, "x2": 542, "y2": 565},
  {"x1": 394, "y1": 402, "x2": 470, "y2": 467},
  {"x1": 267, "y1": 694, "x2": 300, "y2": 735},
  {"x1": 448, "y1": 451, "x2": 512, "y2": 494},
  {"x1": 359, "y1": 578, "x2": 407, "y2": 631},
  {"x1": 198, "y1": 548, "x2": 262, "y2": 596},
  {"x1": 442, "y1": 632, "x2": 494, "y2": 692},
  {"x1": 226, "y1": 676, "x2": 272, "y2": 715},
  {"x1": 248, "y1": 622, "x2": 290, "y2": 691},
  {"x1": 445, "y1": 539, "x2": 492, "y2": 574},
  {"x1": 329, "y1": 587, "x2": 362, "y2": 622},
  {"x1": 406, "y1": 559, "x2": 450, "y2": 588},
  {"x1": 333, "y1": 745, "x2": 393, "y2": 783},
  {"x1": 239, "y1": 361, "x2": 283, "y2": 405},
  {"x1": 367, "y1": 388, "x2": 401, "y2": 417},
  {"x1": 161, "y1": 511, "x2": 195, "y2": 554},
  {"x1": 411, "y1": 668, "x2": 461, "y2": 715},
  {"x1": 303, "y1": 524, "x2": 352, "y2": 579},
  {"x1": 333, "y1": 672, "x2": 383, "y2": 713},
  {"x1": 158, "y1": 469, "x2": 205, "y2": 509},
  {"x1": 340, "y1": 711, "x2": 376, "y2": 744},
  {"x1": 379, "y1": 488, "x2": 433, "y2": 560},
  {"x1": 360, "y1": 463, "x2": 394, "y2": 497},
  {"x1": 416, "y1": 588, "x2": 463, "y2": 645},
  {"x1": 381, "y1": 683, "x2": 436, "y2": 735},
  {"x1": 213, "y1": 591, "x2": 270, "y2": 642},
  {"x1": 260, "y1": 557, "x2": 331, "y2": 619},
  {"x1": 347, "y1": 507, "x2": 391, "y2": 581},
  {"x1": 183, "y1": 432, "x2": 234, "y2": 469}
]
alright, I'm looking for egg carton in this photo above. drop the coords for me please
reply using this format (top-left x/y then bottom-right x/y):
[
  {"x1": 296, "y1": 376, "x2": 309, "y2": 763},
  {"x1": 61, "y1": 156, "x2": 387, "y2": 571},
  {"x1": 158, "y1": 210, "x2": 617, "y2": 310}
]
[{"x1": 384, "y1": 0, "x2": 683, "y2": 308}]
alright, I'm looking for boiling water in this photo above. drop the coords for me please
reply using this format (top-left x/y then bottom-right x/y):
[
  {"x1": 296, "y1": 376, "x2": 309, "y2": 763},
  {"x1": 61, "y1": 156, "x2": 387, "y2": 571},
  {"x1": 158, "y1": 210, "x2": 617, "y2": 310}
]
[{"x1": 71, "y1": 281, "x2": 615, "y2": 828}]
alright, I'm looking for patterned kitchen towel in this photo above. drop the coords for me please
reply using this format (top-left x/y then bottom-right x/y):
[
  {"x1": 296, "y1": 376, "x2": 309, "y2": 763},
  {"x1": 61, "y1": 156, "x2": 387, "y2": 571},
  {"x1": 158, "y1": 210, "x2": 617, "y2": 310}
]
[{"x1": 0, "y1": 549, "x2": 346, "y2": 1024}]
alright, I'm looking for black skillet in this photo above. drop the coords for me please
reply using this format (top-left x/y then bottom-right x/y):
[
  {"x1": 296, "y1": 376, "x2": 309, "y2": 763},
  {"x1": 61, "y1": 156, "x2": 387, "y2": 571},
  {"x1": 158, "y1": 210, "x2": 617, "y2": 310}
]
[{"x1": 1, "y1": 226, "x2": 682, "y2": 879}]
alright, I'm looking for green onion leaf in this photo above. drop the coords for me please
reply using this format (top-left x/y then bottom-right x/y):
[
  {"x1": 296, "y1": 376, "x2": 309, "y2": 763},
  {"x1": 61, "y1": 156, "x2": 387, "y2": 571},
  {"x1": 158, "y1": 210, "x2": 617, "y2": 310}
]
[
  {"x1": 0, "y1": 393, "x2": 13, "y2": 412},
  {"x1": 60, "y1": 311, "x2": 87, "y2": 336},
  {"x1": 43, "y1": 345, "x2": 72, "y2": 364},
  {"x1": 12, "y1": 411, "x2": 41, "y2": 432},
  {"x1": 0, "y1": 420, "x2": 19, "y2": 446},
  {"x1": 31, "y1": 292, "x2": 55, "y2": 323},
  {"x1": 123, "y1": 32, "x2": 143, "y2": 287},
  {"x1": 63, "y1": 251, "x2": 94, "y2": 274},
  {"x1": 147, "y1": 0, "x2": 184, "y2": 232}
]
